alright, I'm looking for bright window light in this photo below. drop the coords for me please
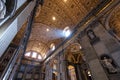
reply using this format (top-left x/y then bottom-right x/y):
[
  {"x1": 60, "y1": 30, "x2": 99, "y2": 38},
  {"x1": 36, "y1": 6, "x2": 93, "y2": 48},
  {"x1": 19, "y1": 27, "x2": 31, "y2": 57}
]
[
  {"x1": 52, "y1": 45, "x2": 55, "y2": 51},
  {"x1": 25, "y1": 52, "x2": 31, "y2": 57},
  {"x1": 46, "y1": 28, "x2": 50, "y2": 32},
  {"x1": 32, "y1": 52, "x2": 37, "y2": 58},
  {"x1": 50, "y1": 43, "x2": 55, "y2": 51},
  {"x1": 38, "y1": 55, "x2": 42, "y2": 60},
  {"x1": 63, "y1": 0, "x2": 67, "y2": 2},
  {"x1": 65, "y1": 30, "x2": 71, "y2": 37},
  {"x1": 52, "y1": 16, "x2": 56, "y2": 21},
  {"x1": 44, "y1": 55, "x2": 46, "y2": 59},
  {"x1": 80, "y1": 45, "x2": 82, "y2": 49},
  {"x1": 88, "y1": 71, "x2": 91, "y2": 76},
  {"x1": 63, "y1": 27, "x2": 71, "y2": 38}
]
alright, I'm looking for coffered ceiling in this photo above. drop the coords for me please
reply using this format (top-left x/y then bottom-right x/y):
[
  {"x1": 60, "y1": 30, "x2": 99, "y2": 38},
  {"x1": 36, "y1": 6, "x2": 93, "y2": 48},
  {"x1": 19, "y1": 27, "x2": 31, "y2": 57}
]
[{"x1": 26, "y1": 0, "x2": 100, "y2": 58}]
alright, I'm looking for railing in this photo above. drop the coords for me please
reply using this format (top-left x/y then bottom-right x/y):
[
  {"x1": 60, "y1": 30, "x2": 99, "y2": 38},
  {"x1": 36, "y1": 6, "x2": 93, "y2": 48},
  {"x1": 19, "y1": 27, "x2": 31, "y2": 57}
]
[{"x1": 0, "y1": 47, "x2": 18, "y2": 80}]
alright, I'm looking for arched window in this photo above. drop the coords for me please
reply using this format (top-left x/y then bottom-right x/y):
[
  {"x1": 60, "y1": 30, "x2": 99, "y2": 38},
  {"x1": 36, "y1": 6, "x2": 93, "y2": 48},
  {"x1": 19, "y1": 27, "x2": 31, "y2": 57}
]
[
  {"x1": 24, "y1": 51, "x2": 42, "y2": 61},
  {"x1": 38, "y1": 55, "x2": 42, "y2": 60},
  {"x1": 32, "y1": 52, "x2": 37, "y2": 58},
  {"x1": 25, "y1": 52, "x2": 31, "y2": 57}
]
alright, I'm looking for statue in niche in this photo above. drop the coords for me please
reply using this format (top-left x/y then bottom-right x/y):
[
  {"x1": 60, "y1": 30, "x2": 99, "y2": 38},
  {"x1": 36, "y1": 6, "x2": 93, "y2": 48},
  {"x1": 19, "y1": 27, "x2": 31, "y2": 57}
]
[
  {"x1": 0, "y1": 0, "x2": 6, "y2": 19},
  {"x1": 102, "y1": 57, "x2": 117, "y2": 73},
  {"x1": 87, "y1": 29, "x2": 100, "y2": 44},
  {"x1": 87, "y1": 30, "x2": 96, "y2": 40}
]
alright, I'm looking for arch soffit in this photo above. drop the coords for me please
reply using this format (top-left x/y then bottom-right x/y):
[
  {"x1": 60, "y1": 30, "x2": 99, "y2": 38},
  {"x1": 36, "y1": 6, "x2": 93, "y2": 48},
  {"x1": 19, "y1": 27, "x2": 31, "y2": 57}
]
[{"x1": 105, "y1": 4, "x2": 120, "y2": 30}]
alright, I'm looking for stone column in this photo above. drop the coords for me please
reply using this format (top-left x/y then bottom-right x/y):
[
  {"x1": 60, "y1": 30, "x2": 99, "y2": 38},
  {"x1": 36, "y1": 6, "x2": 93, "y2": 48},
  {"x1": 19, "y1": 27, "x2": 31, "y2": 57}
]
[
  {"x1": 74, "y1": 64, "x2": 83, "y2": 80},
  {"x1": 45, "y1": 62, "x2": 52, "y2": 80},
  {"x1": 56, "y1": 56, "x2": 61, "y2": 80},
  {"x1": 94, "y1": 23, "x2": 120, "y2": 66},
  {"x1": 39, "y1": 65, "x2": 42, "y2": 80},
  {"x1": 60, "y1": 53, "x2": 68, "y2": 80},
  {"x1": 45, "y1": 63, "x2": 48, "y2": 80},
  {"x1": 80, "y1": 35, "x2": 109, "y2": 80}
]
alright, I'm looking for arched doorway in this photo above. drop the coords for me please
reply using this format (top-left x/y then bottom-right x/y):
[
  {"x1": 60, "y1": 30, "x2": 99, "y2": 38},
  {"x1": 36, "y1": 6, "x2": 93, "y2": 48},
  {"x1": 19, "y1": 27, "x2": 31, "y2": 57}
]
[{"x1": 65, "y1": 42, "x2": 92, "y2": 80}]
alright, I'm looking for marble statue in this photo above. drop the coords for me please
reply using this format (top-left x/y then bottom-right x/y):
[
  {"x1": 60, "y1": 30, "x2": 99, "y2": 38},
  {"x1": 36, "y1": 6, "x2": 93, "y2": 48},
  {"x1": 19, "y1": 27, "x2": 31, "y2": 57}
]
[
  {"x1": 0, "y1": 0, "x2": 6, "y2": 19},
  {"x1": 102, "y1": 57, "x2": 117, "y2": 73}
]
